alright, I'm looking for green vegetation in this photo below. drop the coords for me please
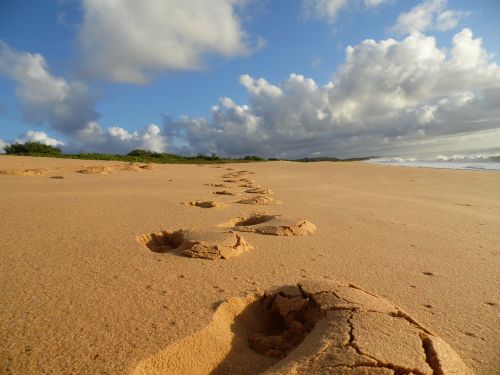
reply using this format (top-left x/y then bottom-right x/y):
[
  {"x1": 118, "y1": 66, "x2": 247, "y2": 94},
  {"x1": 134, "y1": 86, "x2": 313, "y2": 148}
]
[
  {"x1": 293, "y1": 156, "x2": 371, "y2": 162},
  {"x1": 2, "y1": 142, "x2": 370, "y2": 164},
  {"x1": 4, "y1": 142, "x2": 62, "y2": 156}
]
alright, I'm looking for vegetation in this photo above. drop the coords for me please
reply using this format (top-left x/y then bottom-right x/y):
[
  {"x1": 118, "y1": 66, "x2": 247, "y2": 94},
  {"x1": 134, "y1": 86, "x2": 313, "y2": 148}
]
[
  {"x1": 293, "y1": 156, "x2": 372, "y2": 162},
  {"x1": 4, "y1": 142, "x2": 62, "y2": 156},
  {"x1": 2, "y1": 142, "x2": 370, "y2": 164}
]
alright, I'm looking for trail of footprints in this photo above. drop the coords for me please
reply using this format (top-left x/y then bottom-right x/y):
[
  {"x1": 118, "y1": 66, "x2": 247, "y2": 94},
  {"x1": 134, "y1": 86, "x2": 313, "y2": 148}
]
[
  {"x1": 0, "y1": 162, "x2": 154, "y2": 177},
  {"x1": 136, "y1": 166, "x2": 473, "y2": 374}
]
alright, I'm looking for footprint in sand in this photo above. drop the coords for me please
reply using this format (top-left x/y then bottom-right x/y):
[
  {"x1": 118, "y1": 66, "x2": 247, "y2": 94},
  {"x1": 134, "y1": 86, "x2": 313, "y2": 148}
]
[
  {"x1": 0, "y1": 168, "x2": 51, "y2": 176},
  {"x1": 245, "y1": 188, "x2": 273, "y2": 195},
  {"x1": 239, "y1": 183, "x2": 262, "y2": 188},
  {"x1": 117, "y1": 162, "x2": 154, "y2": 171},
  {"x1": 133, "y1": 279, "x2": 473, "y2": 375},
  {"x1": 77, "y1": 166, "x2": 113, "y2": 175},
  {"x1": 213, "y1": 190, "x2": 241, "y2": 196},
  {"x1": 185, "y1": 200, "x2": 222, "y2": 208},
  {"x1": 222, "y1": 171, "x2": 255, "y2": 179},
  {"x1": 137, "y1": 229, "x2": 253, "y2": 260},
  {"x1": 205, "y1": 183, "x2": 232, "y2": 188},
  {"x1": 237, "y1": 196, "x2": 282, "y2": 205},
  {"x1": 219, "y1": 214, "x2": 316, "y2": 236}
]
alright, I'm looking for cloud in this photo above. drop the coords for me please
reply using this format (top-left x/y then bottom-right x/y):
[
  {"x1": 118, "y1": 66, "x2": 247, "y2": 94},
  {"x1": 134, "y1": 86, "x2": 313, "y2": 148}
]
[
  {"x1": 391, "y1": 0, "x2": 467, "y2": 35},
  {"x1": 363, "y1": 0, "x2": 390, "y2": 7},
  {"x1": 0, "y1": 41, "x2": 169, "y2": 154},
  {"x1": 0, "y1": 41, "x2": 99, "y2": 135},
  {"x1": 76, "y1": 0, "x2": 253, "y2": 84},
  {"x1": 164, "y1": 28, "x2": 500, "y2": 158},
  {"x1": 302, "y1": 0, "x2": 389, "y2": 23},
  {"x1": 16, "y1": 130, "x2": 65, "y2": 147},
  {"x1": 75, "y1": 123, "x2": 167, "y2": 154},
  {"x1": 0, "y1": 139, "x2": 8, "y2": 154}
]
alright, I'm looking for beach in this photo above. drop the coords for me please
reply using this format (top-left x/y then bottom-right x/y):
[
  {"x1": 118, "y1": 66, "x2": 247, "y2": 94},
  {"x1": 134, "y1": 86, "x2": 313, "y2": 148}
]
[{"x1": 0, "y1": 156, "x2": 499, "y2": 374}]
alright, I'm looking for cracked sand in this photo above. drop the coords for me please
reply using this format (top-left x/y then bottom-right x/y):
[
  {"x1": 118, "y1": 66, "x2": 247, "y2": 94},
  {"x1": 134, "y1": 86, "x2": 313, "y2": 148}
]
[
  {"x1": 133, "y1": 279, "x2": 473, "y2": 375},
  {"x1": 138, "y1": 229, "x2": 253, "y2": 260}
]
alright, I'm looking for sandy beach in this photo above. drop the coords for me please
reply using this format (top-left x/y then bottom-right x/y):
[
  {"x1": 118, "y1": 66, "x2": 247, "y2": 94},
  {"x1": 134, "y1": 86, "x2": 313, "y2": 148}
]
[{"x1": 0, "y1": 156, "x2": 499, "y2": 374}]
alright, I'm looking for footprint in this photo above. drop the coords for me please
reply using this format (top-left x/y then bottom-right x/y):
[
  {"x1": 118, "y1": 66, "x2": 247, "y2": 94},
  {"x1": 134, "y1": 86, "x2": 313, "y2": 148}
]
[
  {"x1": 219, "y1": 214, "x2": 316, "y2": 236},
  {"x1": 117, "y1": 163, "x2": 143, "y2": 172},
  {"x1": 137, "y1": 229, "x2": 253, "y2": 260},
  {"x1": 213, "y1": 190, "x2": 241, "y2": 196},
  {"x1": 77, "y1": 166, "x2": 113, "y2": 175},
  {"x1": 239, "y1": 183, "x2": 262, "y2": 188},
  {"x1": 0, "y1": 168, "x2": 51, "y2": 176},
  {"x1": 222, "y1": 171, "x2": 255, "y2": 179},
  {"x1": 185, "y1": 200, "x2": 222, "y2": 208},
  {"x1": 205, "y1": 183, "x2": 232, "y2": 188},
  {"x1": 245, "y1": 188, "x2": 273, "y2": 195},
  {"x1": 422, "y1": 272, "x2": 435, "y2": 277},
  {"x1": 133, "y1": 279, "x2": 473, "y2": 375},
  {"x1": 237, "y1": 196, "x2": 282, "y2": 205}
]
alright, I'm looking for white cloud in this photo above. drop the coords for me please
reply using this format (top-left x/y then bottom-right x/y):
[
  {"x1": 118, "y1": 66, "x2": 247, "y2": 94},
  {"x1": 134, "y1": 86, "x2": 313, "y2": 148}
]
[
  {"x1": 76, "y1": 122, "x2": 167, "y2": 154},
  {"x1": 363, "y1": 0, "x2": 390, "y2": 7},
  {"x1": 391, "y1": 0, "x2": 466, "y2": 35},
  {"x1": 0, "y1": 139, "x2": 8, "y2": 154},
  {"x1": 0, "y1": 41, "x2": 99, "y2": 134},
  {"x1": 16, "y1": 130, "x2": 65, "y2": 147},
  {"x1": 0, "y1": 41, "x2": 170, "y2": 154},
  {"x1": 77, "y1": 0, "x2": 252, "y2": 84},
  {"x1": 303, "y1": 0, "x2": 347, "y2": 22},
  {"x1": 164, "y1": 28, "x2": 500, "y2": 158},
  {"x1": 303, "y1": 0, "x2": 389, "y2": 23}
]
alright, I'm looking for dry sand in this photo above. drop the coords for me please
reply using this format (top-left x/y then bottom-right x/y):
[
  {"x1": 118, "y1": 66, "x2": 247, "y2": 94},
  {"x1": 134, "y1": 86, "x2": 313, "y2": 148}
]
[{"x1": 0, "y1": 156, "x2": 499, "y2": 374}]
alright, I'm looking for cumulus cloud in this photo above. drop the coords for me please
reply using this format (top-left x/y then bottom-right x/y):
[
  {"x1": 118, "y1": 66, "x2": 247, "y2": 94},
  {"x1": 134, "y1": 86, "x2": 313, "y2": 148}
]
[
  {"x1": 0, "y1": 41, "x2": 169, "y2": 154},
  {"x1": 16, "y1": 130, "x2": 65, "y2": 147},
  {"x1": 302, "y1": 0, "x2": 389, "y2": 23},
  {"x1": 76, "y1": 123, "x2": 167, "y2": 154},
  {"x1": 391, "y1": 0, "x2": 467, "y2": 35},
  {"x1": 0, "y1": 41, "x2": 99, "y2": 134},
  {"x1": 77, "y1": 0, "x2": 252, "y2": 84},
  {"x1": 0, "y1": 139, "x2": 8, "y2": 153},
  {"x1": 164, "y1": 28, "x2": 500, "y2": 158}
]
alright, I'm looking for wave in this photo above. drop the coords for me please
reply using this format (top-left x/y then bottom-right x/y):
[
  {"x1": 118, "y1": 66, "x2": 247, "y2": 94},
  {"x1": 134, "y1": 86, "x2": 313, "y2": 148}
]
[{"x1": 367, "y1": 153, "x2": 500, "y2": 171}]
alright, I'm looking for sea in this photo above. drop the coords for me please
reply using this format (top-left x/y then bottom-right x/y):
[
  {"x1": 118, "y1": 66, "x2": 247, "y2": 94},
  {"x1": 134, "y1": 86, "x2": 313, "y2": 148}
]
[{"x1": 367, "y1": 149, "x2": 500, "y2": 171}]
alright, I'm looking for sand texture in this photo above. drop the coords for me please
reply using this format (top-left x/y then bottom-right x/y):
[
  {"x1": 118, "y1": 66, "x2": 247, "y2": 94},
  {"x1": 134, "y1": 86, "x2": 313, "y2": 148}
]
[
  {"x1": 134, "y1": 280, "x2": 473, "y2": 374},
  {"x1": 0, "y1": 156, "x2": 499, "y2": 374},
  {"x1": 220, "y1": 214, "x2": 317, "y2": 236}
]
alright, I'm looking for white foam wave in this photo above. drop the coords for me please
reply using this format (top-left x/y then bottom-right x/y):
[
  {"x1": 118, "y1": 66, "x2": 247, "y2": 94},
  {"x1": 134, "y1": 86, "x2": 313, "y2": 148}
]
[{"x1": 368, "y1": 153, "x2": 500, "y2": 171}]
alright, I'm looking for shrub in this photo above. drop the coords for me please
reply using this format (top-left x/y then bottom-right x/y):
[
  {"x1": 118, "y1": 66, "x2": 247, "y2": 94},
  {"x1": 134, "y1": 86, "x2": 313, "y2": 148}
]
[
  {"x1": 4, "y1": 142, "x2": 62, "y2": 155},
  {"x1": 243, "y1": 155, "x2": 263, "y2": 161},
  {"x1": 127, "y1": 149, "x2": 162, "y2": 158}
]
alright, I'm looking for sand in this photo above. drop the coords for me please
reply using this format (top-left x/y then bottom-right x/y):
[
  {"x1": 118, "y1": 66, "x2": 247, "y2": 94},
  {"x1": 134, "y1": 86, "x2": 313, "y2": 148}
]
[{"x1": 0, "y1": 156, "x2": 499, "y2": 374}]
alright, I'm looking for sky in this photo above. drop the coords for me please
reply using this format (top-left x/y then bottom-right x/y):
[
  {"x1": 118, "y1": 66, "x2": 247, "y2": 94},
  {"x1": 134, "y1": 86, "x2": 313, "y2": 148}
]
[{"x1": 0, "y1": 0, "x2": 499, "y2": 158}]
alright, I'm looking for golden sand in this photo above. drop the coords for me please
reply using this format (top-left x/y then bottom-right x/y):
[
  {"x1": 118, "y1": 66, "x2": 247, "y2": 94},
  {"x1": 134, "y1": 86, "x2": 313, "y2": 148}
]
[{"x1": 0, "y1": 156, "x2": 498, "y2": 374}]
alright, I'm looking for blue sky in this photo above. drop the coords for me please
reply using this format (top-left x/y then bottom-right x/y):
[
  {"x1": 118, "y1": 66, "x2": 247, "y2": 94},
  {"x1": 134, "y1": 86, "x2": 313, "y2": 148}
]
[{"x1": 1, "y1": 0, "x2": 499, "y2": 157}]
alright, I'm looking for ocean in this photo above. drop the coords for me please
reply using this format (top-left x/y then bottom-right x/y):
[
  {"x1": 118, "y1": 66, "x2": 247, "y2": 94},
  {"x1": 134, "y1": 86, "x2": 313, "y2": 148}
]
[{"x1": 367, "y1": 152, "x2": 500, "y2": 171}]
